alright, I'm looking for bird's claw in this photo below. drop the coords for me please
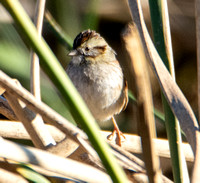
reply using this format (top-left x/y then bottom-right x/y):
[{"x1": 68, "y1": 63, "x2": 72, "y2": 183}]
[{"x1": 107, "y1": 130, "x2": 126, "y2": 146}]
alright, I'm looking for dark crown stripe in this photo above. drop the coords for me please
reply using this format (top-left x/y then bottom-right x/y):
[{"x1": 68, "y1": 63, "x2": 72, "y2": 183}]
[{"x1": 73, "y1": 30, "x2": 97, "y2": 49}]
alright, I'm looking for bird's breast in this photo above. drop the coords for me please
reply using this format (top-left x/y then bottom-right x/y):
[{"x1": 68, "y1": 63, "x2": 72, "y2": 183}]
[{"x1": 67, "y1": 61, "x2": 124, "y2": 121}]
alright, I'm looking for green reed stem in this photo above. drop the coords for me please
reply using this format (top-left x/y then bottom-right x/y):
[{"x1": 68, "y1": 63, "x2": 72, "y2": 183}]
[{"x1": 148, "y1": 0, "x2": 189, "y2": 182}]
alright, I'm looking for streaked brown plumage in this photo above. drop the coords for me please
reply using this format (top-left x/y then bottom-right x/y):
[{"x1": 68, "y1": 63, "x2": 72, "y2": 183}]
[{"x1": 67, "y1": 30, "x2": 128, "y2": 146}]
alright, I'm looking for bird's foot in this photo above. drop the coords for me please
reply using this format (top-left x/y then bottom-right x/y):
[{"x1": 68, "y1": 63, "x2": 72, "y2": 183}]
[{"x1": 107, "y1": 129, "x2": 126, "y2": 146}]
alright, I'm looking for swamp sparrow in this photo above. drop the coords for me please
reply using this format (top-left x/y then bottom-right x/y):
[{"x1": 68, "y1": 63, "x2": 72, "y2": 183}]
[{"x1": 66, "y1": 30, "x2": 128, "y2": 146}]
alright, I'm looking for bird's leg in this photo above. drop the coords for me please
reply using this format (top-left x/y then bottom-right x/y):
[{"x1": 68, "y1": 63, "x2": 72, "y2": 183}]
[{"x1": 107, "y1": 116, "x2": 126, "y2": 146}]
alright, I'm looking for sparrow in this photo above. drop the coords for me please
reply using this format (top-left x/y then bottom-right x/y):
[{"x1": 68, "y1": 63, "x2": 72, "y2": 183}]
[{"x1": 66, "y1": 30, "x2": 128, "y2": 146}]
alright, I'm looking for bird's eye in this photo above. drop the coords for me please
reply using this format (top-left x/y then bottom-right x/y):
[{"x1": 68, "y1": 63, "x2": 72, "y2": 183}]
[{"x1": 85, "y1": 47, "x2": 90, "y2": 51}]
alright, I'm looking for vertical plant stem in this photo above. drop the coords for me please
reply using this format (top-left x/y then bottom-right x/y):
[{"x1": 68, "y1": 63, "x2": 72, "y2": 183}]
[
  {"x1": 30, "y1": 0, "x2": 56, "y2": 147},
  {"x1": 0, "y1": 0, "x2": 129, "y2": 182},
  {"x1": 148, "y1": 0, "x2": 189, "y2": 182},
  {"x1": 123, "y1": 24, "x2": 162, "y2": 183},
  {"x1": 30, "y1": 0, "x2": 45, "y2": 99}
]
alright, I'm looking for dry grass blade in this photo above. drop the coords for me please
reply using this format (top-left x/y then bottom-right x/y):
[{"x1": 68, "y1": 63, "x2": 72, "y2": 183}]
[
  {"x1": 0, "y1": 70, "x2": 87, "y2": 158},
  {"x1": 123, "y1": 23, "x2": 162, "y2": 183},
  {"x1": 0, "y1": 72, "x2": 109, "y2": 168},
  {"x1": 0, "y1": 121, "x2": 178, "y2": 182},
  {"x1": 47, "y1": 137, "x2": 79, "y2": 157},
  {"x1": 0, "y1": 168, "x2": 28, "y2": 183},
  {"x1": 104, "y1": 132, "x2": 194, "y2": 163},
  {"x1": 0, "y1": 70, "x2": 87, "y2": 141},
  {"x1": 109, "y1": 142, "x2": 145, "y2": 172},
  {"x1": 0, "y1": 138, "x2": 112, "y2": 183},
  {"x1": 0, "y1": 84, "x2": 77, "y2": 155},
  {"x1": 0, "y1": 121, "x2": 65, "y2": 141},
  {"x1": 108, "y1": 143, "x2": 172, "y2": 183},
  {"x1": 4, "y1": 91, "x2": 47, "y2": 149},
  {"x1": 0, "y1": 123, "x2": 193, "y2": 163},
  {"x1": 3, "y1": 80, "x2": 55, "y2": 148},
  {"x1": 127, "y1": 0, "x2": 200, "y2": 181}
]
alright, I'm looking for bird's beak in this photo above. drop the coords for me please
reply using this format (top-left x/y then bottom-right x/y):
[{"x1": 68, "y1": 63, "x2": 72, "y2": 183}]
[{"x1": 68, "y1": 50, "x2": 78, "y2": 56}]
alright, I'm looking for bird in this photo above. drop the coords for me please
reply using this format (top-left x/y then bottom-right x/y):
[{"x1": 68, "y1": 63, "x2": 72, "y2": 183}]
[{"x1": 66, "y1": 29, "x2": 128, "y2": 146}]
